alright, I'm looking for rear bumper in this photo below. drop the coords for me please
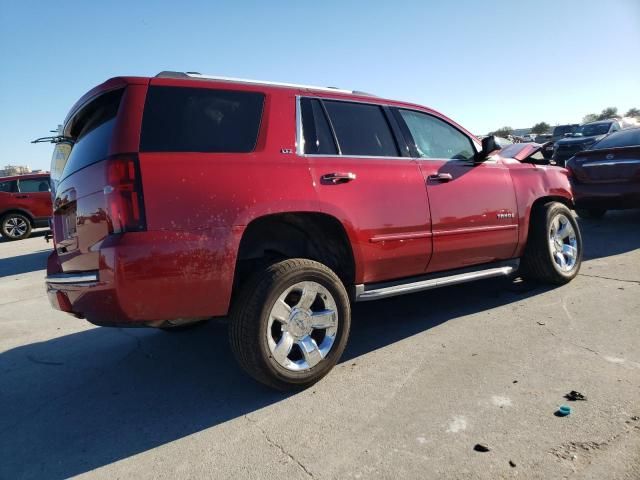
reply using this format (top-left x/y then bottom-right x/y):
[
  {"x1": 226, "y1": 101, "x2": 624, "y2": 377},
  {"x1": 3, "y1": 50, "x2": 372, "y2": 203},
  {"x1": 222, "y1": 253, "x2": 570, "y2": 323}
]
[
  {"x1": 45, "y1": 229, "x2": 240, "y2": 326},
  {"x1": 572, "y1": 181, "x2": 640, "y2": 210}
]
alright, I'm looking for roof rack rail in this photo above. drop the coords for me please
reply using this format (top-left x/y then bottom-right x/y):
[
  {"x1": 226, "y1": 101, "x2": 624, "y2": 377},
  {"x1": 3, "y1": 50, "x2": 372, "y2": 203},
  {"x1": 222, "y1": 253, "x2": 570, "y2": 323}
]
[{"x1": 154, "y1": 71, "x2": 376, "y2": 96}]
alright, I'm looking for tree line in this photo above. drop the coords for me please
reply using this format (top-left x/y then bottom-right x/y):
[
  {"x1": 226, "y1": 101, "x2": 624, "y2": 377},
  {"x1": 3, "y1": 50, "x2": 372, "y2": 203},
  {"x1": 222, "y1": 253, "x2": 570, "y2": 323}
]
[{"x1": 489, "y1": 107, "x2": 640, "y2": 138}]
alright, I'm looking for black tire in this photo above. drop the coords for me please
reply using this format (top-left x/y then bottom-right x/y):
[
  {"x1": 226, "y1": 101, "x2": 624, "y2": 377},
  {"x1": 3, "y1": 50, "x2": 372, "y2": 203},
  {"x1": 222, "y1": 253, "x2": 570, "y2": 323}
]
[
  {"x1": 520, "y1": 202, "x2": 582, "y2": 285},
  {"x1": 229, "y1": 258, "x2": 351, "y2": 390},
  {"x1": 1, "y1": 213, "x2": 32, "y2": 241},
  {"x1": 575, "y1": 208, "x2": 606, "y2": 219}
]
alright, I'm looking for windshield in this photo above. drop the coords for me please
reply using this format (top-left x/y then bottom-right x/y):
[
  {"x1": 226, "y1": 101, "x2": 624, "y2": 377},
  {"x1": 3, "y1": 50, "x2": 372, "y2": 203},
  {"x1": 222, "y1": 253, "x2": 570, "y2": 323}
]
[
  {"x1": 574, "y1": 123, "x2": 611, "y2": 137},
  {"x1": 553, "y1": 125, "x2": 576, "y2": 136}
]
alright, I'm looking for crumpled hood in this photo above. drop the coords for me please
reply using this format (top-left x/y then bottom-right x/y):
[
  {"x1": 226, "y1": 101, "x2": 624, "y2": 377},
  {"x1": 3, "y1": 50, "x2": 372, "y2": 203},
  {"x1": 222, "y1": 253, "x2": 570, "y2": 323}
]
[{"x1": 496, "y1": 142, "x2": 546, "y2": 161}]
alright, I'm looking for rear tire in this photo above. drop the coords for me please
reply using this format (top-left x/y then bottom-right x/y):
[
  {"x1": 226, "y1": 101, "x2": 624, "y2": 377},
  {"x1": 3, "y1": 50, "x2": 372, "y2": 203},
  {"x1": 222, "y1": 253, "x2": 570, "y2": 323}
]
[
  {"x1": 229, "y1": 258, "x2": 351, "y2": 390},
  {"x1": 521, "y1": 202, "x2": 582, "y2": 285},
  {"x1": 1, "y1": 213, "x2": 32, "y2": 241},
  {"x1": 576, "y1": 208, "x2": 606, "y2": 219}
]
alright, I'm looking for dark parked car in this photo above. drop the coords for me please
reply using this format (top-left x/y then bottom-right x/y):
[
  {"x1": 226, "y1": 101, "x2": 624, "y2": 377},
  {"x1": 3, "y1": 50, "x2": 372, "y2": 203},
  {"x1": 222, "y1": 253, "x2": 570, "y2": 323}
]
[
  {"x1": 566, "y1": 127, "x2": 640, "y2": 218},
  {"x1": 45, "y1": 72, "x2": 580, "y2": 389},
  {"x1": 542, "y1": 124, "x2": 579, "y2": 159},
  {"x1": 0, "y1": 173, "x2": 52, "y2": 240},
  {"x1": 553, "y1": 120, "x2": 622, "y2": 166}
]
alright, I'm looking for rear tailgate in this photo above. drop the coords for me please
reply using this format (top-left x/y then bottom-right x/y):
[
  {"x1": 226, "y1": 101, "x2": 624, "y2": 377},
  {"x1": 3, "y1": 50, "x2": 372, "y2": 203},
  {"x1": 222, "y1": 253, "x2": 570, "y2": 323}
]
[
  {"x1": 51, "y1": 78, "x2": 147, "y2": 272},
  {"x1": 570, "y1": 147, "x2": 640, "y2": 184}
]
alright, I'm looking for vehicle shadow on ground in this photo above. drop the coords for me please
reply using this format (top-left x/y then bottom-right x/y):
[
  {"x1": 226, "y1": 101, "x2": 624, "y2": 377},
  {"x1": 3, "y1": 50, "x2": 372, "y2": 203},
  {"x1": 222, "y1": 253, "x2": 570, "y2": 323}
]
[
  {"x1": 2, "y1": 210, "x2": 637, "y2": 478},
  {"x1": 577, "y1": 208, "x2": 640, "y2": 260},
  {"x1": 0, "y1": 276, "x2": 550, "y2": 480},
  {"x1": 0, "y1": 229, "x2": 49, "y2": 244},
  {"x1": 0, "y1": 249, "x2": 51, "y2": 278}
]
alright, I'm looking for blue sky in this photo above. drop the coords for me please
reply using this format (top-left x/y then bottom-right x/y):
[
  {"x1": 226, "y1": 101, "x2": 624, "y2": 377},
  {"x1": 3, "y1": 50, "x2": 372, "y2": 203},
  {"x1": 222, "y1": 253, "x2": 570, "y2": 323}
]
[{"x1": 1, "y1": 0, "x2": 639, "y2": 171}]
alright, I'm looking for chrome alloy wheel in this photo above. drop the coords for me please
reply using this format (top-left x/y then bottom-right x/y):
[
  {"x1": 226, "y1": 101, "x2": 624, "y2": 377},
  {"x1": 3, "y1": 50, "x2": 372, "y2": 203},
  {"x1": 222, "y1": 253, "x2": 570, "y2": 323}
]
[
  {"x1": 548, "y1": 213, "x2": 578, "y2": 272},
  {"x1": 5, "y1": 216, "x2": 28, "y2": 238},
  {"x1": 266, "y1": 281, "x2": 338, "y2": 371}
]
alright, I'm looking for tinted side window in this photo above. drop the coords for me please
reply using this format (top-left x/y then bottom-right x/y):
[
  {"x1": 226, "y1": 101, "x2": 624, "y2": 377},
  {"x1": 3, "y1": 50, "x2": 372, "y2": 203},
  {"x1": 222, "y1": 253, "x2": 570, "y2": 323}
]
[
  {"x1": 398, "y1": 110, "x2": 475, "y2": 161},
  {"x1": 301, "y1": 98, "x2": 337, "y2": 154},
  {"x1": 19, "y1": 178, "x2": 50, "y2": 193},
  {"x1": 323, "y1": 101, "x2": 398, "y2": 157},
  {"x1": 0, "y1": 180, "x2": 17, "y2": 193},
  {"x1": 141, "y1": 86, "x2": 265, "y2": 153}
]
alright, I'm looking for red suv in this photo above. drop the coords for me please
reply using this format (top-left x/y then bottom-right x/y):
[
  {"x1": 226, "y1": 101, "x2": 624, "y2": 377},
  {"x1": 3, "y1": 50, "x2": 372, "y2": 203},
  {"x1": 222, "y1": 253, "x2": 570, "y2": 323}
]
[
  {"x1": 45, "y1": 72, "x2": 582, "y2": 389},
  {"x1": 0, "y1": 173, "x2": 52, "y2": 240}
]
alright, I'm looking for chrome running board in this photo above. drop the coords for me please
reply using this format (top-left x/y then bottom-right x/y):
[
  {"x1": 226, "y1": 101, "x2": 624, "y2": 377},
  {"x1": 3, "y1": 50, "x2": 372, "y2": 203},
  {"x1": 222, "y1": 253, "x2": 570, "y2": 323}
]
[
  {"x1": 45, "y1": 272, "x2": 99, "y2": 285},
  {"x1": 355, "y1": 260, "x2": 519, "y2": 302}
]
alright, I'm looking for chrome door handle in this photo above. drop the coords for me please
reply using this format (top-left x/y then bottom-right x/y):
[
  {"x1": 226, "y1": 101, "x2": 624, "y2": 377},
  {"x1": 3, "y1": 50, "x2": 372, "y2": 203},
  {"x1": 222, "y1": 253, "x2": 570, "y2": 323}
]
[
  {"x1": 321, "y1": 172, "x2": 356, "y2": 184},
  {"x1": 427, "y1": 173, "x2": 453, "y2": 183}
]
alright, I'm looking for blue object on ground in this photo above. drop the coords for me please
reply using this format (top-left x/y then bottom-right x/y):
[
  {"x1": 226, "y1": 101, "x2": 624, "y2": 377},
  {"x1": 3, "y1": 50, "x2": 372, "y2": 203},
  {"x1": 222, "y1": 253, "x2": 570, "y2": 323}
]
[{"x1": 557, "y1": 405, "x2": 571, "y2": 416}]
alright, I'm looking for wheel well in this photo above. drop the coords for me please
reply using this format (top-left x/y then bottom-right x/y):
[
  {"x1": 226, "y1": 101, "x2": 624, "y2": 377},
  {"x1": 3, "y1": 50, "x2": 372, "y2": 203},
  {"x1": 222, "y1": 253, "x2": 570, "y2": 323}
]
[
  {"x1": 530, "y1": 196, "x2": 573, "y2": 215},
  {"x1": 234, "y1": 213, "x2": 355, "y2": 291},
  {"x1": 522, "y1": 196, "x2": 574, "y2": 251},
  {"x1": 0, "y1": 209, "x2": 34, "y2": 227}
]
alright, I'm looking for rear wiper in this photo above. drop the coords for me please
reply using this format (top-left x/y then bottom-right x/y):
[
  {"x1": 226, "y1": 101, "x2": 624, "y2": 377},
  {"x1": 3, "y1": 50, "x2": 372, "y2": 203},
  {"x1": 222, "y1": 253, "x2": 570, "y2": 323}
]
[{"x1": 31, "y1": 135, "x2": 74, "y2": 144}]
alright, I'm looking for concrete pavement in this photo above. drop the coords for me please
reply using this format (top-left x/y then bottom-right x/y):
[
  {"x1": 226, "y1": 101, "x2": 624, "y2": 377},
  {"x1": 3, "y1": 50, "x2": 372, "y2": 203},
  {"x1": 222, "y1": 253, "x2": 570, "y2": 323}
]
[{"x1": 1, "y1": 211, "x2": 639, "y2": 479}]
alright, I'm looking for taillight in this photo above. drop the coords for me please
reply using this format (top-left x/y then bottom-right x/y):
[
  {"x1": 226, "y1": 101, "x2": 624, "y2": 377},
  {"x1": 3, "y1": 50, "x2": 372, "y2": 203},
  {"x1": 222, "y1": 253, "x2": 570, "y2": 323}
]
[{"x1": 104, "y1": 154, "x2": 146, "y2": 234}]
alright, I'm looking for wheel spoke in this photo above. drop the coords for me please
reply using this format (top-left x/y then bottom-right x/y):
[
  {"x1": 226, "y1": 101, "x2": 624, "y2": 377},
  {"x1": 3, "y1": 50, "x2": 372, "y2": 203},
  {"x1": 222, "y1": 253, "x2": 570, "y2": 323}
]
[
  {"x1": 310, "y1": 309, "x2": 336, "y2": 329},
  {"x1": 558, "y1": 223, "x2": 573, "y2": 240},
  {"x1": 272, "y1": 331, "x2": 294, "y2": 364},
  {"x1": 554, "y1": 251, "x2": 567, "y2": 269},
  {"x1": 298, "y1": 335, "x2": 323, "y2": 367},
  {"x1": 551, "y1": 216, "x2": 560, "y2": 236},
  {"x1": 296, "y1": 283, "x2": 318, "y2": 310},
  {"x1": 562, "y1": 244, "x2": 577, "y2": 260},
  {"x1": 271, "y1": 299, "x2": 292, "y2": 324}
]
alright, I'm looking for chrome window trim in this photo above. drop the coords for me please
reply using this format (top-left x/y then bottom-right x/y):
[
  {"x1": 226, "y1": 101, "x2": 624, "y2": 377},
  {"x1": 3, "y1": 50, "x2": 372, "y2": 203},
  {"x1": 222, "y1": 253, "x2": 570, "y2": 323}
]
[
  {"x1": 295, "y1": 96, "x2": 304, "y2": 155},
  {"x1": 296, "y1": 95, "x2": 410, "y2": 159},
  {"x1": 295, "y1": 95, "x2": 481, "y2": 158},
  {"x1": 300, "y1": 153, "x2": 417, "y2": 160}
]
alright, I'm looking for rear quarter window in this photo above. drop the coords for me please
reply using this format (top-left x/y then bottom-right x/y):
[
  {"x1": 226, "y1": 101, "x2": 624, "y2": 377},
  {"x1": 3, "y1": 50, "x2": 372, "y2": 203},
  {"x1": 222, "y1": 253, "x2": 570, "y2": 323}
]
[
  {"x1": 18, "y1": 178, "x2": 51, "y2": 193},
  {"x1": 140, "y1": 86, "x2": 265, "y2": 153},
  {"x1": 0, "y1": 180, "x2": 17, "y2": 193}
]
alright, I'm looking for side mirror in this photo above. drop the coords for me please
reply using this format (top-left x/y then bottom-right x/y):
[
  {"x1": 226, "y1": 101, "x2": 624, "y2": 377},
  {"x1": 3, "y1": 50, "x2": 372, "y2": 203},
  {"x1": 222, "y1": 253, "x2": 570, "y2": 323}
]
[{"x1": 476, "y1": 135, "x2": 501, "y2": 162}]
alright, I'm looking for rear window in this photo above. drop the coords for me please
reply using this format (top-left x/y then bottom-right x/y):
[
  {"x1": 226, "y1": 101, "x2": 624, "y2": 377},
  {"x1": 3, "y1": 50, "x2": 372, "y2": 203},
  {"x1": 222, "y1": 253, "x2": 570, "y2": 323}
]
[
  {"x1": 0, "y1": 180, "x2": 16, "y2": 193},
  {"x1": 59, "y1": 89, "x2": 124, "y2": 180},
  {"x1": 593, "y1": 128, "x2": 640, "y2": 150},
  {"x1": 323, "y1": 101, "x2": 399, "y2": 157},
  {"x1": 140, "y1": 86, "x2": 265, "y2": 153}
]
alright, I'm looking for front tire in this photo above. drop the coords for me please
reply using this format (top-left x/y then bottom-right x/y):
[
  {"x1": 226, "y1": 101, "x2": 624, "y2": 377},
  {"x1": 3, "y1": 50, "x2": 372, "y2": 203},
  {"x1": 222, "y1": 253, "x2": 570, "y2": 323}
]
[
  {"x1": 229, "y1": 259, "x2": 351, "y2": 390},
  {"x1": 1, "y1": 213, "x2": 32, "y2": 241},
  {"x1": 521, "y1": 202, "x2": 582, "y2": 285}
]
